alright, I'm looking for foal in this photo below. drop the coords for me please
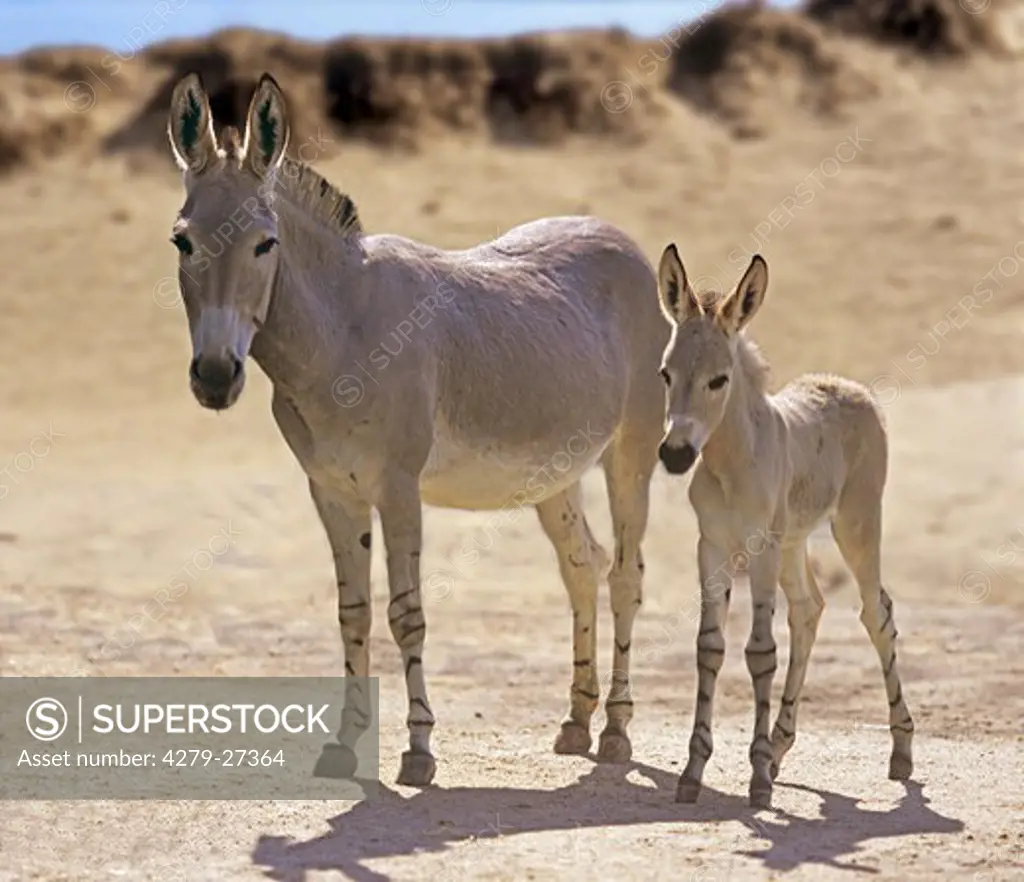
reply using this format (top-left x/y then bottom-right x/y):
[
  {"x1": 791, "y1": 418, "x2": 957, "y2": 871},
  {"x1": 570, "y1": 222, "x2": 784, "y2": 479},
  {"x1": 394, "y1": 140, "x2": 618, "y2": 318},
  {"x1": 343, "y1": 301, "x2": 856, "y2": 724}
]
[{"x1": 655, "y1": 245, "x2": 914, "y2": 808}]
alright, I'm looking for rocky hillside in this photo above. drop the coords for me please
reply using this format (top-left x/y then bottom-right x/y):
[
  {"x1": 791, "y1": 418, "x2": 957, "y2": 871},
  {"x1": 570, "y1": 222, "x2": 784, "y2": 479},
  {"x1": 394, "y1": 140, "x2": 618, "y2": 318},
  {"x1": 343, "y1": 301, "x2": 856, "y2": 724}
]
[{"x1": 0, "y1": 0, "x2": 1017, "y2": 174}]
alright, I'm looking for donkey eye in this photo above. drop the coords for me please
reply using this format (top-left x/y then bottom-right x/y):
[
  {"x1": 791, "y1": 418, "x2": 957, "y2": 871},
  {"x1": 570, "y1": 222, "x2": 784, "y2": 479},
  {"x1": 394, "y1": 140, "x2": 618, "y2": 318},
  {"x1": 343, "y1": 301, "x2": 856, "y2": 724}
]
[
  {"x1": 254, "y1": 237, "x2": 278, "y2": 257},
  {"x1": 171, "y1": 233, "x2": 193, "y2": 256},
  {"x1": 708, "y1": 374, "x2": 729, "y2": 391},
  {"x1": 659, "y1": 368, "x2": 671, "y2": 386}
]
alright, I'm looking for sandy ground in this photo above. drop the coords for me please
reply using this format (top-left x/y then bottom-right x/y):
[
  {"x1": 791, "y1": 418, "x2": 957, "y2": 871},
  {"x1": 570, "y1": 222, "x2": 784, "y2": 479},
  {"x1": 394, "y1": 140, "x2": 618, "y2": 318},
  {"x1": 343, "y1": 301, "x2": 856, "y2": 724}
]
[{"x1": 0, "y1": 48, "x2": 1022, "y2": 882}]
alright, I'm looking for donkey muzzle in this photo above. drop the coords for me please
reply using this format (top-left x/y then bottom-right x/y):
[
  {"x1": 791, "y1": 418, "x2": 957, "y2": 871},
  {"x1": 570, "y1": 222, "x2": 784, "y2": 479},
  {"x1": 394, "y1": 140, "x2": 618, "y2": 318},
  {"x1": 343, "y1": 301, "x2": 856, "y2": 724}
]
[
  {"x1": 658, "y1": 441, "x2": 698, "y2": 475},
  {"x1": 190, "y1": 353, "x2": 244, "y2": 410}
]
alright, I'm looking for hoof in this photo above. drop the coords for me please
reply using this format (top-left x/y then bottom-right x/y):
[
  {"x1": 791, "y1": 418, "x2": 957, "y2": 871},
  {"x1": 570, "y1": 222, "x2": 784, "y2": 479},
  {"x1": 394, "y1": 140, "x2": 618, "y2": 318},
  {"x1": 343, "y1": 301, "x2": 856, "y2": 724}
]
[
  {"x1": 312, "y1": 743, "x2": 358, "y2": 780},
  {"x1": 596, "y1": 730, "x2": 632, "y2": 764},
  {"x1": 554, "y1": 721, "x2": 592, "y2": 756},
  {"x1": 675, "y1": 775, "x2": 702, "y2": 804},
  {"x1": 888, "y1": 753, "x2": 913, "y2": 781},
  {"x1": 749, "y1": 783, "x2": 773, "y2": 809},
  {"x1": 397, "y1": 750, "x2": 436, "y2": 787}
]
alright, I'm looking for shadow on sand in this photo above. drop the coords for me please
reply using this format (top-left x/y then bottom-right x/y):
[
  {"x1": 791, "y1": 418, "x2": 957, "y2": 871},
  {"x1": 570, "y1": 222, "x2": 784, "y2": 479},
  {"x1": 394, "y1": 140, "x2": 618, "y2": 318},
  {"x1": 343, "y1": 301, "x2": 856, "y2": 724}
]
[{"x1": 251, "y1": 759, "x2": 964, "y2": 881}]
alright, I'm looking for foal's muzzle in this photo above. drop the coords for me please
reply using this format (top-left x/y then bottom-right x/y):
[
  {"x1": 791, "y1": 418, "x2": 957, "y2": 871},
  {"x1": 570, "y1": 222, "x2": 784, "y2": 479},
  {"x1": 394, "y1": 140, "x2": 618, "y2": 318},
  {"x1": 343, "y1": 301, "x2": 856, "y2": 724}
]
[
  {"x1": 190, "y1": 354, "x2": 244, "y2": 410},
  {"x1": 658, "y1": 441, "x2": 698, "y2": 476}
]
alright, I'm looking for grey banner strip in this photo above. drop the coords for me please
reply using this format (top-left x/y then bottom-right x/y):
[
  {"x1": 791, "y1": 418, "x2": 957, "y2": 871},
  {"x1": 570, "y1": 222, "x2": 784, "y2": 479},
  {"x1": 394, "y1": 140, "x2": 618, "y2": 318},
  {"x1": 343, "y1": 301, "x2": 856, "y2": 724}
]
[{"x1": 0, "y1": 677, "x2": 380, "y2": 800}]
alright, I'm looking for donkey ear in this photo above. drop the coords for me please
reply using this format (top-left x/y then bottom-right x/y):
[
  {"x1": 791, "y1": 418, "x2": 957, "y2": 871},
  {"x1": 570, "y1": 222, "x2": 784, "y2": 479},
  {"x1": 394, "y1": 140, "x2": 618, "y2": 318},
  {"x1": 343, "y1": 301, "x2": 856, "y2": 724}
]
[
  {"x1": 718, "y1": 254, "x2": 768, "y2": 334},
  {"x1": 657, "y1": 243, "x2": 701, "y2": 324},
  {"x1": 242, "y1": 73, "x2": 290, "y2": 178},
  {"x1": 167, "y1": 72, "x2": 218, "y2": 173}
]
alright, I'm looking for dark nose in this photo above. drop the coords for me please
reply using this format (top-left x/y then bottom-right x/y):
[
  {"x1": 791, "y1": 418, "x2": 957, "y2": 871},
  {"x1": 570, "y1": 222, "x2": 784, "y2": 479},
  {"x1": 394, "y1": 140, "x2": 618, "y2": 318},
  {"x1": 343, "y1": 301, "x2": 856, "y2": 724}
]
[
  {"x1": 658, "y1": 441, "x2": 698, "y2": 475},
  {"x1": 190, "y1": 354, "x2": 242, "y2": 391}
]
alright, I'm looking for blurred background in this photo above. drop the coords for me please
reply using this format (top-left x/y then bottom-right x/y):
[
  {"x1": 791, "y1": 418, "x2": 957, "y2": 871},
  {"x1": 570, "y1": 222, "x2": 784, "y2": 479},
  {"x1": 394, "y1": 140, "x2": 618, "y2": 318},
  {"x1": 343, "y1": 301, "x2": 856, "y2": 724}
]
[{"x1": 0, "y1": 1, "x2": 1022, "y2": 879}]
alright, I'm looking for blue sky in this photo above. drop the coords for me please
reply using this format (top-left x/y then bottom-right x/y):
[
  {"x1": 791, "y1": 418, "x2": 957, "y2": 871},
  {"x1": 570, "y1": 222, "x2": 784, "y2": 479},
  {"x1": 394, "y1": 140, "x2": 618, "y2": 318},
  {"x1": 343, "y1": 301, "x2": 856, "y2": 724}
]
[{"x1": 0, "y1": 1, "x2": 799, "y2": 55}]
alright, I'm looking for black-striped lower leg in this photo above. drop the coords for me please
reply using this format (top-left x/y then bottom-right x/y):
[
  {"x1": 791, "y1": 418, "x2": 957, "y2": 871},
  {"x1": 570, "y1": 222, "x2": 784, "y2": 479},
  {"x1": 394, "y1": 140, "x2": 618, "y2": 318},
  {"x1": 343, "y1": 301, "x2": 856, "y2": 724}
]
[
  {"x1": 864, "y1": 586, "x2": 914, "y2": 779},
  {"x1": 536, "y1": 485, "x2": 603, "y2": 756},
  {"x1": 677, "y1": 537, "x2": 732, "y2": 803},
  {"x1": 338, "y1": 591, "x2": 372, "y2": 748},
  {"x1": 832, "y1": 510, "x2": 914, "y2": 781},
  {"x1": 309, "y1": 481, "x2": 373, "y2": 751},
  {"x1": 599, "y1": 465, "x2": 650, "y2": 764},
  {"x1": 770, "y1": 549, "x2": 824, "y2": 779},
  {"x1": 380, "y1": 478, "x2": 436, "y2": 786},
  {"x1": 746, "y1": 546, "x2": 780, "y2": 808}
]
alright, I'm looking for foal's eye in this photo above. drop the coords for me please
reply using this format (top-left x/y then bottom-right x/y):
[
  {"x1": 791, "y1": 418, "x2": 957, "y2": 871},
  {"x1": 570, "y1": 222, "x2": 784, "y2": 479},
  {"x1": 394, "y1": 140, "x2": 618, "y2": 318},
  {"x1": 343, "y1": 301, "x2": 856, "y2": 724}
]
[
  {"x1": 659, "y1": 368, "x2": 671, "y2": 386},
  {"x1": 254, "y1": 237, "x2": 278, "y2": 257},
  {"x1": 171, "y1": 233, "x2": 193, "y2": 256},
  {"x1": 708, "y1": 374, "x2": 729, "y2": 391}
]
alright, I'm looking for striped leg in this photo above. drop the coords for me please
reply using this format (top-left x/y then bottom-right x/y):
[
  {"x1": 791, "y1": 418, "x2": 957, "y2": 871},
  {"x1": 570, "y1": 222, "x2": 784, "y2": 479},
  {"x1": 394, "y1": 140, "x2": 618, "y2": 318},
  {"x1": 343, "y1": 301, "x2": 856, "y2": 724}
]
[
  {"x1": 378, "y1": 474, "x2": 436, "y2": 787},
  {"x1": 309, "y1": 481, "x2": 373, "y2": 761},
  {"x1": 831, "y1": 509, "x2": 914, "y2": 780},
  {"x1": 536, "y1": 483, "x2": 607, "y2": 756},
  {"x1": 770, "y1": 545, "x2": 825, "y2": 780},
  {"x1": 745, "y1": 535, "x2": 781, "y2": 808},
  {"x1": 598, "y1": 448, "x2": 654, "y2": 763},
  {"x1": 676, "y1": 536, "x2": 733, "y2": 803}
]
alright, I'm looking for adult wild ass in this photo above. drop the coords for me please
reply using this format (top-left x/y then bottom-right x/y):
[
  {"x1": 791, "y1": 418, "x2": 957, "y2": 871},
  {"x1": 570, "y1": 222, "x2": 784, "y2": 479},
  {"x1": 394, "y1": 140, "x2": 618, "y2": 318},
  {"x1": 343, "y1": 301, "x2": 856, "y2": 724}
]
[
  {"x1": 165, "y1": 72, "x2": 669, "y2": 786},
  {"x1": 655, "y1": 246, "x2": 914, "y2": 808}
]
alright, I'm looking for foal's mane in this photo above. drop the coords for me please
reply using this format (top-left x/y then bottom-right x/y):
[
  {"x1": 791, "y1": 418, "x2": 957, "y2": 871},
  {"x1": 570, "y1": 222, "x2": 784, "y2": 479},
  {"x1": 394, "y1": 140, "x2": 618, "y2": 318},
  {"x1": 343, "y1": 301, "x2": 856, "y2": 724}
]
[{"x1": 694, "y1": 285, "x2": 772, "y2": 395}]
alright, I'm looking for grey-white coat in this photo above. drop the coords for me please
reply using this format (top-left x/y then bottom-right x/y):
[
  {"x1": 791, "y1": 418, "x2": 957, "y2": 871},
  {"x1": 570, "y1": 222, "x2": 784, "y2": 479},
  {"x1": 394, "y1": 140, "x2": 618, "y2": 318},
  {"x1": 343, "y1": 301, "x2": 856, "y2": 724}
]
[{"x1": 165, "y1": 72, "x2": 670, "y2": 786}]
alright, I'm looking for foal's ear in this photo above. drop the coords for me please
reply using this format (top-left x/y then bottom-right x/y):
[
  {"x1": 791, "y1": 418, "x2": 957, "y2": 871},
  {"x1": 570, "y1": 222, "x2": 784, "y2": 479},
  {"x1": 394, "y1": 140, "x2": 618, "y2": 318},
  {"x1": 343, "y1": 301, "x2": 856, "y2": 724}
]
[
  {"x1": 657, "y1": 243, "x2": 701, "y2": 324},
  {"x1": 167, "y1": 72, "x2": 218, "y2": 173},
  {"x1": 242, "y1": 73, "x2": 290, "y2": 178},
  {"x1": 718, "y1": 254, "x2": 768, "y2": 334}
]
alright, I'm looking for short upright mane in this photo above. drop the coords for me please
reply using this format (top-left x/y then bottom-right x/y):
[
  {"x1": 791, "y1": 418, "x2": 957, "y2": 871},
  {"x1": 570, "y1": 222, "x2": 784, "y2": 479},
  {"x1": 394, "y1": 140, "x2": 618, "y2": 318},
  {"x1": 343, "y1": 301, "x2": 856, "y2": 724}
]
[{"x1": 274, "y1": 158, "x2": 363, "y2": 238}]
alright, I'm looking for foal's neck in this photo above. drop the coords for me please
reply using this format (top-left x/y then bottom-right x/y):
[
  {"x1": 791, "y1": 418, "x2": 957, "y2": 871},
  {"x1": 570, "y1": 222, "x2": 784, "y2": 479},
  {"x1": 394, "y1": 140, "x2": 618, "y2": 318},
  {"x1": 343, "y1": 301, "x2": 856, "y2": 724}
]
[
  {"x1": 249, "y1": 194, "x2": 365, "y2": 398},
  {"x1": 700, "y1": 337, "x2": 772, "y2": 488}
]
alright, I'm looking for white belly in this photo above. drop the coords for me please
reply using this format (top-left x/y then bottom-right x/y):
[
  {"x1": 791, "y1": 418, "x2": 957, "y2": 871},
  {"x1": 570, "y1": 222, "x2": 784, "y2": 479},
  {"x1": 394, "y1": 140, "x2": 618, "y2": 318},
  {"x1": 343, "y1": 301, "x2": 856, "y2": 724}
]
[{"x1": 419, "y1": 422, "x2": 610, "y2": 510}]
